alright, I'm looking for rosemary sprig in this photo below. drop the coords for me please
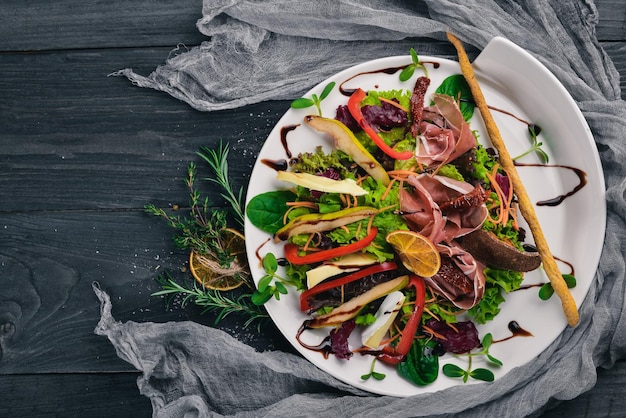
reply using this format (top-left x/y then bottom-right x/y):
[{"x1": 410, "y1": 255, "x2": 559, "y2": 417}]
[
  {"x1": 154, "y1": 272, "x2": 268, "y2": 331},
  {"x1": 145, "y1": 163, "x2": 239, "y2": 271},
  {"x1": 197, "y1": 142, "x2": 245, "y2": 228}
]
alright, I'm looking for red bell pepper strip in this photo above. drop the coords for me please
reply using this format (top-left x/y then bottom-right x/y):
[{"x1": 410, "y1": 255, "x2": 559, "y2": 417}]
[
  {"x1": 299, "y1": 261, "x2": 398, "y2": 312},
  {"x1": 347, "y1": 88, "x2": 414, "y2": 161},
  {"x1": 284, "y1": 227, "x2": 378, "y2": 266},
  {"x1": 376, "y1": 275, "x2": 426, "y2": 365}
]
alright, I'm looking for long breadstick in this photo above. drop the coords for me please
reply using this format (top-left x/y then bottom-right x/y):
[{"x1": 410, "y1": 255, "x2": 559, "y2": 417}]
[{"x1": 447, "y1": 33, "x2": 579, "y2": 327}]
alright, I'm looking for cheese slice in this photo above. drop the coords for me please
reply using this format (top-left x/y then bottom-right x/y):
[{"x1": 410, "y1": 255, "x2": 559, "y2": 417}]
[
  {"x1": 305, "y1": 253, "x2": 379, "y2": 288},
  {"x1": 361, "y1": 291, "x2": 406, "y2": 349}
]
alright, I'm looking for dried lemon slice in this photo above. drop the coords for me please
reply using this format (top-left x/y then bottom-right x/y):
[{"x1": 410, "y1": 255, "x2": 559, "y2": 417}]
[
  {"x1": 386, "y1": 230, "x2": 441, "y2": 277},
  {"x1": 189, "y1": 227, "x2": 249, "y2": 290}
]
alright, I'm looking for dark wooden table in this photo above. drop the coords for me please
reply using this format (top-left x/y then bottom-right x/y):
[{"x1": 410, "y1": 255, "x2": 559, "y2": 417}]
[{"x1": 1, "y1": 2, "x2": 625, "y2": 416}]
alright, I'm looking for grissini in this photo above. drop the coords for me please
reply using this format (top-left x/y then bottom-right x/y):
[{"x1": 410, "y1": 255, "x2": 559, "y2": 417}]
[{"x1": 447, "y1": 32, "x2": 579, "y2": 326}]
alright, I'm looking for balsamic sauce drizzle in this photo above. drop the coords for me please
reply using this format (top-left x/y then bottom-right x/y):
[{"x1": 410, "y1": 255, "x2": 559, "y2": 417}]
[
  {"x1": 514, "y1": 162, "x2": 588, "y2": 207},
  {"x1": 493, "y1": 321, "x2": 533, "y2": 343},
  {"x1": 338, "y1": 62, "x2": 440, "y2": 96}
]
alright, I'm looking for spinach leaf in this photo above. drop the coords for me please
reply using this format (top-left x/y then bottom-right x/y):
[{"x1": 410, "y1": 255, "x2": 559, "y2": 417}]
[
  {"x1": 435, "y1": 74, "x2": 475, "y2": 121},
  {"x1": 397, "y1": 339, "x2": 439, "y2": 386},
  {"x1": 246, "y1": 190, "x2": 296, "y2": 234}
]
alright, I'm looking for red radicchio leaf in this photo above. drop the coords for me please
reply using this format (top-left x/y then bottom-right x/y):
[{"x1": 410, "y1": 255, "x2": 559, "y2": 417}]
[
  {"x1": 496, "y1": 172, "x2": 510, "y2": 198},
  {"x1": 426, "y1": 319, "x2": 480, "y2": 354},
  {"x1": 329, "y1": 319, "x2": 357, "y2": 359}
]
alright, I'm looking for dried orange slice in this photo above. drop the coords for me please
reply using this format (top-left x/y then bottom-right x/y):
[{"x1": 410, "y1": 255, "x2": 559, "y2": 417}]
[
  {"x1": 386, "y1": 230, "x2": 441, "y2": 277},
  {"x1": 189, "y1": 227, "x2": 249, "y2": 290}
]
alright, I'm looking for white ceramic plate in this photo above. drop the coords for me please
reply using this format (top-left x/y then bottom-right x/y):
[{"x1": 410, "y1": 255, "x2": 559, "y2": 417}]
[{"x1": 244, "y1": 37, "x2": 605, "y2": 397}]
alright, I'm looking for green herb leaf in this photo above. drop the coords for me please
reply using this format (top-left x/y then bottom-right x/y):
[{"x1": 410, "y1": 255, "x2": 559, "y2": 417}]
[
  {"x1": 563, "y1": 274, "x2": 577, "y2": 288},
  {"x1": 398, "y1": 340, "x2": 440, "y2": 386},
  {"x1": 290, "y1": 97, "x2": 315, "y2": 109},
  {"x1": 371, "y1": 371, "x2": 386, "y2": 380},
  {"x1": 469, "y1": 368, "x2": 495, "y2": 382},
  {"x1": 251, "y1": 288, "x2": 273, "y2": 305},
  {"x1": 262, "y1": 252, "x2": 278, "y2": 274},
  {"x1": 487, "y1": 354, "x2": 504, "y2": 367},
  {"x1": 442, "y1": 363, "x2": 466, "y2": 378},
  {"x1": 435, "y1": 74, "x2": 475, "y2": 121},
  {"x1": 320, "y1": 81, "x2": 336, "y2": 100},
  {"x1": 399, "y1": 65, "x2": 415, "y2": 82},
  {"x1": 246, "y1": 190, "x2": 296, "y2": 234},
  {"x1": 538, "y1": 283, "x2": 555, "y2": 300},
  {"x1": 257, "y1": 274, "x2": 273, "y2": 292}
]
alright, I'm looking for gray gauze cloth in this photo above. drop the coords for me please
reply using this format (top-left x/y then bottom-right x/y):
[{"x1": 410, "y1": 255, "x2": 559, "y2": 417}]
[{"x1": 98, "y1": 0, "x2": 626, "y2": 416}]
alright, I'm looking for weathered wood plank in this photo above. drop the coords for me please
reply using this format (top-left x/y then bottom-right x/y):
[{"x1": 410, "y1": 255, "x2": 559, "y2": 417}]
[
  {"x1": 0, "y1": 372, "x2": 152, "y2": 417},
  {"x1": 596, "y1": 0, "x2": 626, "y2": 41},
  {"x1": 0, "y1": 0, "x2": 623, "y2": 52},
  {"x1": 0, "y1": 47, "x2": 289, "y2": 212},
  {"x1": 603, "y1": 42, "x2": 626, "y2": 99},
  {"x1": 0, "y1": 0, "x2": 206, "y2": 52},
  {"x1": 0, "y1": 210, "x2": 288, "y2": 374}
]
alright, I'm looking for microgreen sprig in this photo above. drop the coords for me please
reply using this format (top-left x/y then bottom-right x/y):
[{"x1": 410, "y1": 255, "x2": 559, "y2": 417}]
[
  {"x1": 290, "y1": 81, "x2": 336, "y2": 116},
  {"x1": 539, "y1": 274, "x2": 577, "y2": 300},
  {"x1": 251, "y1": 253, "x2": 299, "y2": 305},
  {"x1": 513, "y1": 124, "x2": 549, "y2": 163},
  {"x1": 399, "y1": 48, "x2": 429, "y2": 81},
  {"x1": 442, "y1": 333, "x2": 501, "y2": 383},
  {"x1": 361, "y1": 359, "x2": 386, "y2": 381}
]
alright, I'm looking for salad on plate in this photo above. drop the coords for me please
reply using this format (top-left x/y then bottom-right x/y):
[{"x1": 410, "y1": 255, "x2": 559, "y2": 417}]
[{"x1": 245, "y1": 47, "x2": 580, "y2": 390}]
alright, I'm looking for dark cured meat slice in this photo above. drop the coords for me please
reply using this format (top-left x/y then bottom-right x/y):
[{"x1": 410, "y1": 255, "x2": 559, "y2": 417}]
[{"x1": 409, "y1": 76, "x2": 431, "y2": 137}]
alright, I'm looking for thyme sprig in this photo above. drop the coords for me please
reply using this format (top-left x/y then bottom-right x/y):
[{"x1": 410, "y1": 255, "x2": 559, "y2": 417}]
[
  {"x1": 154, "y1": 272, "x2": 268, "y2": 331},
  {"x1": 147, "y1": 143, "x2": 265, "y2": 329},
  {"x1": 145, "y1": 163, "x2": 238, "y2": 270}
]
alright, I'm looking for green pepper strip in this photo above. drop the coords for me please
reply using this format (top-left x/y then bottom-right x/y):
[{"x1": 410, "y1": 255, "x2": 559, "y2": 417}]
[
  {"x1": 347, "y1": 88, "x2": 414, "y2": 161},
  {"x1": 299, "y1": 261, "x2": 398, "y2": 312},
  {"x1": 377, "y1": 275, "x2": 426, "y2": 365},
  {"x1": 284, "y1": 227, "x2": 378, "y2": 266}
]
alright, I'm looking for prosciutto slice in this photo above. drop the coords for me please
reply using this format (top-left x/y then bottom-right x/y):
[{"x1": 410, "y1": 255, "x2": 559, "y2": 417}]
[
  {"x1": 415, "y1": 93, "x2": 477, "y2": 169},
  {"x1": 400, "y1": 174, "x2": 488, "y2": 309},
  {"x1": 400, "y1": 174, "x2": 488, "y2": 245},
  {"x1": 427, "y1": 242, "x2": 486, "y2": 310}
]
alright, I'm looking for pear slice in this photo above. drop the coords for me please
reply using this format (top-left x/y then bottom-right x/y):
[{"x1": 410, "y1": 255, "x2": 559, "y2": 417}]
[
  {"x1": 306, "y1": 275, "x2": 409, "y2": 329},
  {"x1": 274, "y1": 206, "x2": 378, "y2": 242},
  {"x1": 304, "y1": 115, "x2": 390, "y2": 186},
  {"x1": 276, "y1": 171, "x2": 367, "y2": 196}
]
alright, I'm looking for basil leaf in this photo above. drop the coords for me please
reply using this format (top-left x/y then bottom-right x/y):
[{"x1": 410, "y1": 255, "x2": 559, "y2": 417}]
[
  {"x1": 246, "y1": 190, "x2": 296, "y2": 234},
  {"x1": 397, "y1": 340, "x2": 439, "y2": 386},
  {"x1": 435, "y1": 74, "x2": 475, "y2": 121}
]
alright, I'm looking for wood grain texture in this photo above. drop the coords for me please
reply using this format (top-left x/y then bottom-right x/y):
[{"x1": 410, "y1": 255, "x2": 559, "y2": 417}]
[
  {"x1": 0, "y1": 0, "x2": 624, "y2": 416},
  {"x1": 0, "y1": 0, "x2": 207, "y2": 52},
  {"x1": 0, "y1": 48, "x2": 289, "y2": 212},
  {"x1": 596, "y1": 0, "x2": 626, "y2": 40},
  {"x1": 0, "y1": 210, "x2": 289, "y2": 373}
]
